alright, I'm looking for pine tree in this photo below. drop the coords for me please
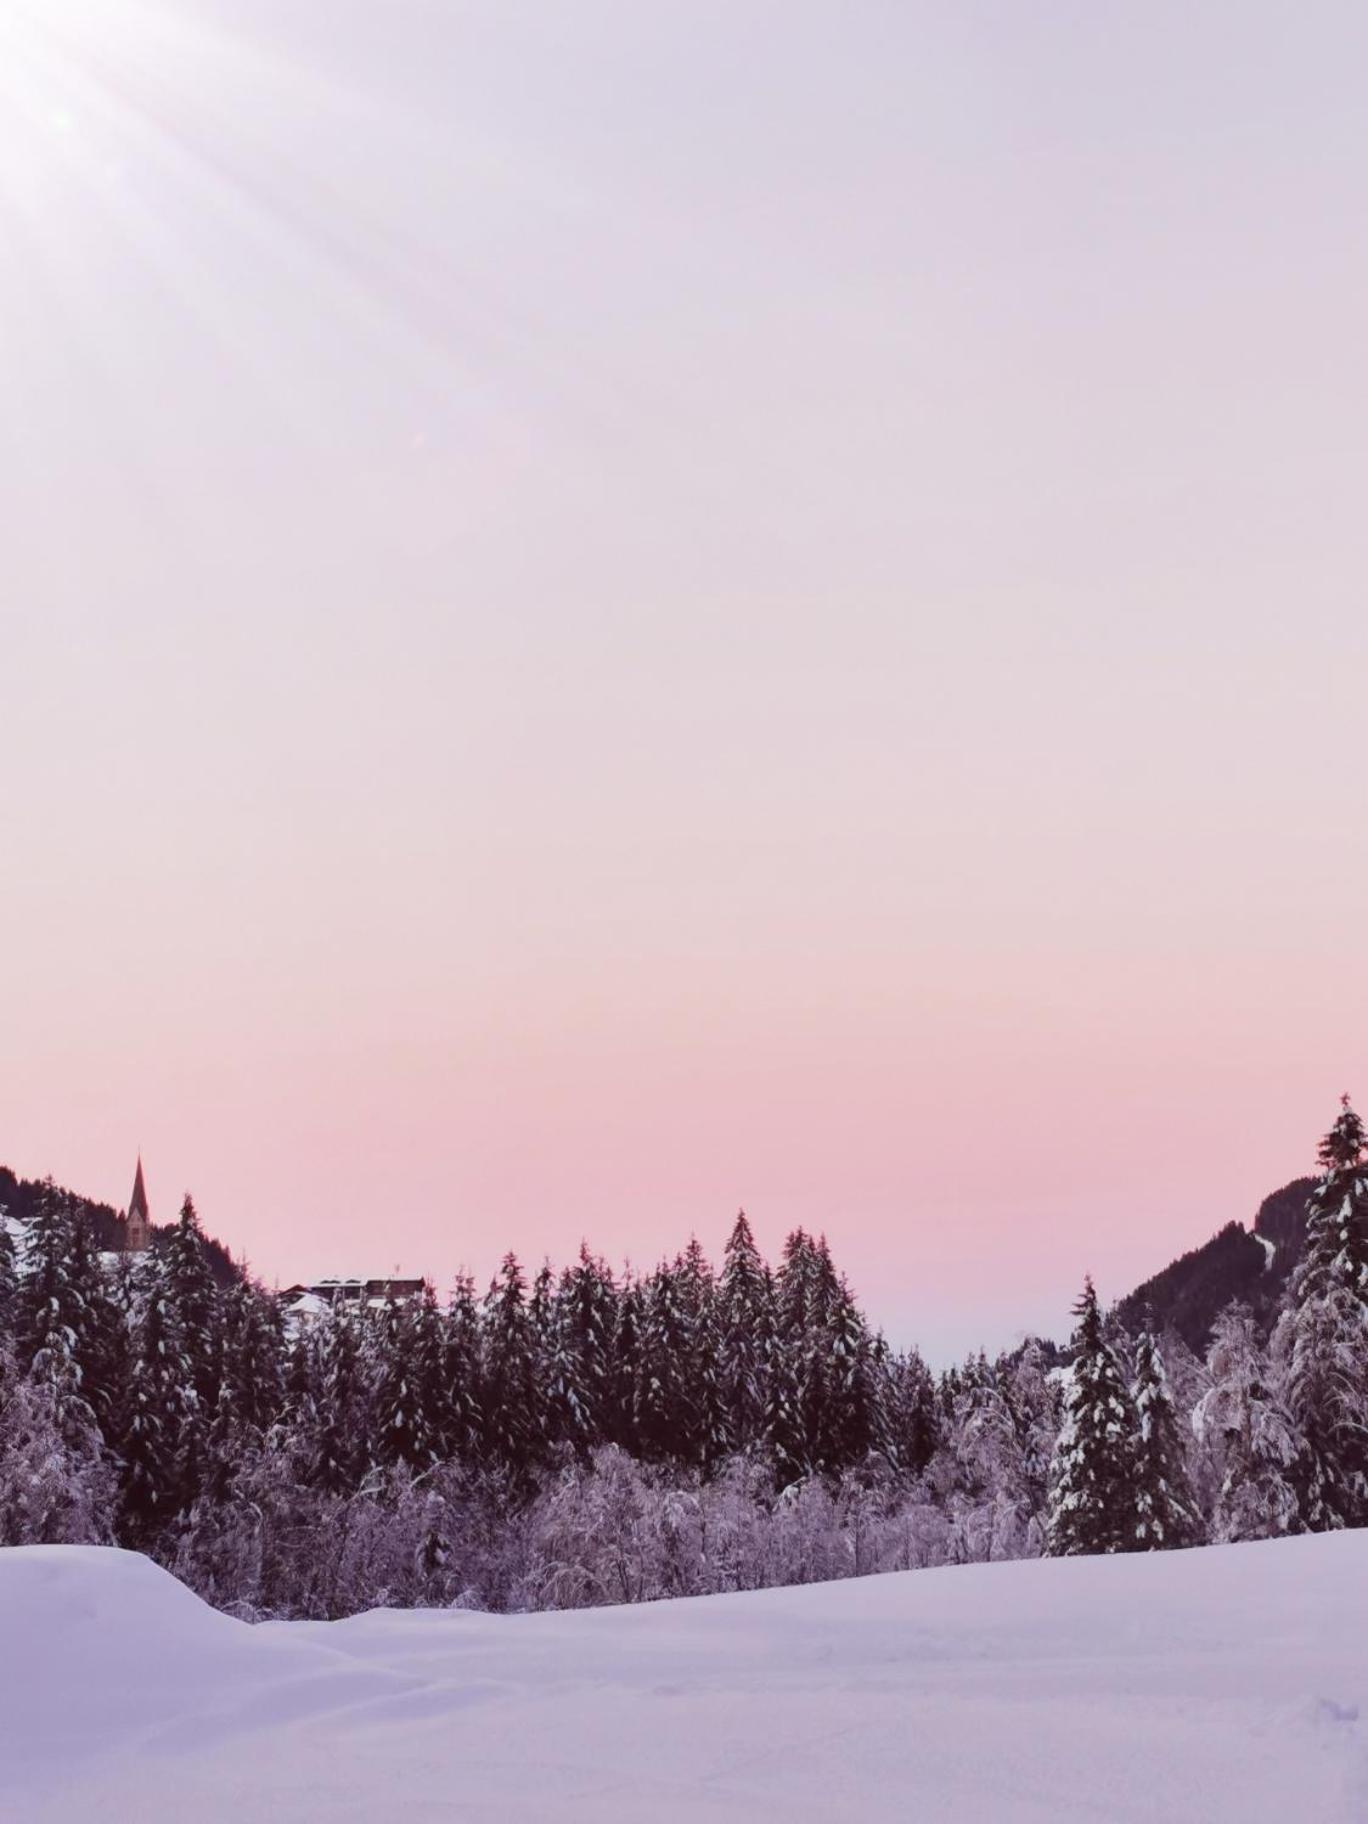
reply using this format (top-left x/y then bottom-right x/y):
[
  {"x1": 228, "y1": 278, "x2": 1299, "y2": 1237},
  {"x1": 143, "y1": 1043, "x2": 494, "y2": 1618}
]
[
  {"x1": 1130, "y1": 1331, "x2": 1201, "y2": 1549},
  {"x1": 441, "y1": 1273, "x2": 483, "y2": 1462},
  {"x1": 480, "y1": 1253, "x2": 542, "y2": 1474},
  {"x1": 0, "y1": 1340, "x2": 113, "y2": 1546},
  {"x1": 0, "y1": 1214, "x2": 18, "y2": 1344},
  {"x1": 312, "y1": 1303, "x2": 372, "y2": 1494},
  {"x1": 18, "y1": 1180, "x2": 81, "y2": 1383},
  {"x1": 883, "y1": 1346, "x2": 940, "y2": 1478},
  {"x1": 674, "y1": 1239, "x2": 727, "y2": 1473},
  {"x1": 162, "y1": 1194, "x2": 223, "y2": 1415},
  {"x1": 119, "y1": 1253, "x2": 198, "y2": 1547},
  {"x1": 634, "y1": 1263, "x2": 696, "y2": 1462},
  {"x1": 1272, "y1": 1097, "x2": 1368, "y2": 1530},
  {"x1": 1195, "y1": 1303, "x2": 1299, "y2": 1542},
  {"x1": 817, "y1": 1283, "x2": 877, "y2": 1475},
  {"x1": 1046, "y1": 1278, "x2": 1139, "y2": 1556},
  {"x1": 549, "y1": 1246, "x2": 618, "y2": 1452},
  {"x1": 608, "y1": 1278, "x2": 644, "y2": 1452},
  {"x1": 717, "y1": 1211, "x2": 772, "y2": 1452},
  {"x1": 221, "y1": 1279, "x2": 286, "y2": 1436},
  {"x1": 374, "y1": 1293, "x2": 442, "y2": 1473}
]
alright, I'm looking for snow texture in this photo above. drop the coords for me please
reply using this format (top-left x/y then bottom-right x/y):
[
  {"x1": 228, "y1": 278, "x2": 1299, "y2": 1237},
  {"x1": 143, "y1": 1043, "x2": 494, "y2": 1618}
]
[{"x1": 2, "y1": 1534, "x2": 1365, "y2": 1823}]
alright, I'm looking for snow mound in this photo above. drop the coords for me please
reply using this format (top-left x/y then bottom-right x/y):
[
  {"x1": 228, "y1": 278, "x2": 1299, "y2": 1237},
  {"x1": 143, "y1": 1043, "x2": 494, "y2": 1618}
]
[{"x1": 3, "y1": 1535, "x2": 1367, "y2": 1822}]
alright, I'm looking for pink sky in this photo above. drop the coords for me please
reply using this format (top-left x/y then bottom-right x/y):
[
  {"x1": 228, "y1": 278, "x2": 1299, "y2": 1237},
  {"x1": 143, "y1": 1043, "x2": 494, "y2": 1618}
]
[{"x1": 2, "y1": 1, "x2": 1366, "y2": 1359}]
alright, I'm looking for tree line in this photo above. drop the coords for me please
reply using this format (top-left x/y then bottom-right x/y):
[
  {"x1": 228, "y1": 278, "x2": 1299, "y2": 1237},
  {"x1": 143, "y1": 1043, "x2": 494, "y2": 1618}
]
[{"x1": 0, "y1": 1099, "x2": 1364, "y2": 1618}]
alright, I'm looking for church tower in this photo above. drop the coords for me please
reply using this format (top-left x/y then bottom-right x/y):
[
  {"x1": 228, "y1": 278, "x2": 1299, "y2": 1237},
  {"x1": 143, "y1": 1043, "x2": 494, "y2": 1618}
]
[{"x1": 124, "y1": 1156, "x2": 152, "y2": 1252}]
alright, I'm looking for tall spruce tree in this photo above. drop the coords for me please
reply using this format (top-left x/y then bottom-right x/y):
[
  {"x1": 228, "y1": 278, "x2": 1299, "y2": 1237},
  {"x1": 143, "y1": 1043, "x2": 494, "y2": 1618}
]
[
  {"x1": 312, "y1": 1303, "x2": 372, "y2": 1494},
  {"x1": 1196, "y1": 1303, "x2": 1299, "y2": 1542},
  {"x1": 1272, "y1": 1097, "x2": 1368, "y2": 1531},
  {"x1": 1130, "y1": 1331, "x2": 1201, "y2": 1549},
  {"x1": 1046, "y1": 1278, "x2": 1139, "y2": 1556},
  {"x1": 162, "y1": 1194, "x2": 223, "y2": 1418},
  {"x1": 119, "y1": 1253, "x2": 197, "y2": 1547},
  {"x1": 717, "y1": 1211, "x2": 772, "y2": 1452},
  {"x1": 442, "y1": 1273, "x2": 483, "y2": 1463},
  {"x1": 480, "y1": 1253, "x2": 542, "y2": 1474},
  {"x1": 0, "y1": 1214, "x2": 17, "y2": 1344}
]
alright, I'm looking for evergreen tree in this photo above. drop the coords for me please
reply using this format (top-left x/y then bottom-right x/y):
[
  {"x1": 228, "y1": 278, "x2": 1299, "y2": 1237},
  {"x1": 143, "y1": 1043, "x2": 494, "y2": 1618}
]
[
  {"x1": 119, "y1": 1253, "x2": 197, "y2": 1547},
  {"x1": 1130, "y1": 1331, "x2": 1201, "y2": 1549},
  {"x1": 312, "y1": 1303, "x2": 372, "y2": 1494},
  {"x1": 1272, "y1": 1097, "x2": 1368, "y2": 1530},
  {"x1": 0, "y1": 1340, "x2": 113, "y2": 1546},
  {"x1": 441, "y1": 1273, "x2": 483, "y2": 1463},
  {"x1": 221, "y1": 1278, "x2": 286, "y2": 1436},
  {"x1": 550, "y1": 1246, "x2": 617, "y2": 1452},
  {"x1": 1195, "y1": 1303, "x2": 1299, "y2": 1542},
  {"x1": 1046, "y1": 1278, "x2": 1139, "y2": 1556},
  {"x1": 608, "y1": 1277, "x2": 644, "y2": 1452},
  {"x1": 884, "y1": 1345, "x2": 940, "y2": 1477},
  {"x1": 0, "y1": 1214, "x2": 18, "y2": 1344},
  {"x1": 162, "y1": 1194, "x2": 223, "y2": 1417},
  {"x1": 480, "y1": 1253, "x2": 542, "y2": 1474},
  {"x1": 817, "y1": 1283, "x2": 877, "y2": 1475},
  {"x1": 374, "y1": 1293, "x2": 443, "y2": 1473},
  {"x1": 634, "y1": 1263, "x2": 696, "y2": 1462},
  {"x1": 717, "y1": 1211, "x2": 772, "y2": 1451}
]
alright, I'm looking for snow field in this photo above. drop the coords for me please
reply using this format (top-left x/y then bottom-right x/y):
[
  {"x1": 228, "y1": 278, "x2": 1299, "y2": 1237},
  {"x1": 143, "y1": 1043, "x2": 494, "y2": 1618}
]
[{"x1": 2, "y1": 1532, "x2": 1365, "y2": 1823}]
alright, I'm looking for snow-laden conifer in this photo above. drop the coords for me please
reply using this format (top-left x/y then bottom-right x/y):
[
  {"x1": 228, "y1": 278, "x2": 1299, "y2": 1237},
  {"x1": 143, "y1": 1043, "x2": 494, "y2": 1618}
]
[
  {"x1": 1195, "y1": 1303, "x2": 1299, "y2": 1542},
  {"x1": 1130, "y1": 1331, "x2": 1202, "y2": 1549},
  {"x1": 1046, "y1": 1278, "x2": 1138, "y2": 1556},
  {"x1": 1271, "y1": 1097, "x2": 1368, "y2": 1530}
]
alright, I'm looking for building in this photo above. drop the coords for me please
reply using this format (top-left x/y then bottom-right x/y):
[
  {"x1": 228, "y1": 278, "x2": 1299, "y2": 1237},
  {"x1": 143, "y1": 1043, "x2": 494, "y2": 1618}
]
[
  {"x1": 123, "y1": 1157, "x2": 153, "y2": 1252},
  {"x1": 279, "y1": 1276, "x2": 426, "y2": 1316}
]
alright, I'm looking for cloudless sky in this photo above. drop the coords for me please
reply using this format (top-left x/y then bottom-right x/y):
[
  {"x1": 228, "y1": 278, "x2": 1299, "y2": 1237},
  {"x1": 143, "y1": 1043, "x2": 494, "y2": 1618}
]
[{"x1": 2, "y1": 1, "x2": 1365, "y2": 1360}]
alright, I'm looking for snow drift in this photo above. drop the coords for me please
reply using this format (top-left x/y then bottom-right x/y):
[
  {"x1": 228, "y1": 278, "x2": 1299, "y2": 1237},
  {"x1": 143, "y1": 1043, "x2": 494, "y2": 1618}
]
[{"x1": 2, "y1": 1534, "x2": 1365, "y2": 1822}]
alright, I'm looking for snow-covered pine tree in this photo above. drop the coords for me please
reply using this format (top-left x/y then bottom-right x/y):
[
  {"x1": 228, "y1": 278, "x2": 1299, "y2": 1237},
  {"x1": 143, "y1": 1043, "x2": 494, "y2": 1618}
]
[
  {"x1": 1046, "y1": 1278, "x2": 1139, "y2": 1556},
  {"x1": 563, "y1": 1244, "x2": 619, "y2": 1444},
  {"x1": 674, "y1": 1238, "x2": 728, "y2": 1473},
  {"x1": 221, "y1": 1278, "x2": 286, "y2": 1436},
  {"x1": 162, "y1": 1194, "x2": 224, "y2": 1417},
  {"x1": 65, "y1": 1208, "x2": 126, "y2": 1442},
  {"x1": 16, "y1": 1183, "x2": 116, "y2": 1487},
  {"x1": 1130, "y1": 1331, "x2": 1202, "y2": 1549},
  {"x1": 312, "y1": 1302, "x2": 373, "y2": 1494},
  {"x1": 480, "y1": 1253, "x2": 543, "y2": 1475},
  {"x1": 118, "y1": 1251, "x2": 198, "y2": 1548},
  {"x1": 883, "y1": 1345, "x2": 940, "y2": 1479},
  {"x1": 633, "y1": 1262, "x2": 696, "y2": 1463},
  {"x1": 608, "y1": 1277, "x2": 644, "y2": 1453},
  {"x1": 817, "y1": 1282, "x2": 877, "y2": 1476},
  {"x1": 1194, "y1": 1302, "x2": 1299, "y2": 1542},
  {"x1": 0, "y1": 1213, "x2": 17, "y2": 1342},
  {"x1": 17, "y1": 1179, "x2": 81, "y2": 1383},
  {"x1": 0, "y1": 1339, "x2": 113, "y2": 1546},
  {"x1": 374, "y1": 1288, "x2": 444, "y2": 1473},
  {"x1": 1271, "y1": 1096, "x2": 1368, "y2": 1531},
  {"x1": 1003, "y1": 1340, "x2": 1059, "y2": 1539},
  {"x1": 717, "y1": 1211, "x2": 772, "y2": 1452},
  {"x1": 442, "y1": 1272, "x2": 483, "y2": 1463}
]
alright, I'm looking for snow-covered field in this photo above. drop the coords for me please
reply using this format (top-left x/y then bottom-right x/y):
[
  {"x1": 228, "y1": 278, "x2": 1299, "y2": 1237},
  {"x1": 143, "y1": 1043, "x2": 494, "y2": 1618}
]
[{"x1": 2, "y1": 1536, "x2": 1364, "y2": 1823}]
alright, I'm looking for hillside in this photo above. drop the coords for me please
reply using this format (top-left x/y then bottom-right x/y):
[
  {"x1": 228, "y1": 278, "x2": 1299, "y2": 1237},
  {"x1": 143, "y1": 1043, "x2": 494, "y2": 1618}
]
[
  {"x1": 0, "y1": 1165, "x2": 242, "y2": 1290},
  {"x1": 2, "y1": 1536, "x2": 1364, "y2": 1822},
  {"x1": 1115, "y1": 1176, "x2": 1315, "y2": 1349}
]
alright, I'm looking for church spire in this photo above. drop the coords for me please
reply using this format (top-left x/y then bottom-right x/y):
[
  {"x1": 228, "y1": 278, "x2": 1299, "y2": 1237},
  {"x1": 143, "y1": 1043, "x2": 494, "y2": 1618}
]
[{"x1": 125, "y1": 1155, "x2": 152, "y2": 1252}]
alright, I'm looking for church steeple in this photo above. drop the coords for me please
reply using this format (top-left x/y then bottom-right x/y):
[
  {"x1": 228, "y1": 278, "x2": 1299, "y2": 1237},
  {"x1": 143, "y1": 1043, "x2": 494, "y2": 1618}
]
[{"x1": 125, "y1": 1155, "x2": 152, "y2": 1252}]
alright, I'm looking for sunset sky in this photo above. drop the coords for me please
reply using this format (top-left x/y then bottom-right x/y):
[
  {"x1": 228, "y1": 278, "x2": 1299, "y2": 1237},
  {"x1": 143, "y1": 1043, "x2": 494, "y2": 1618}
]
[{"x1": 3, "y1": 1, "x2": 1366, "y2": 1360}]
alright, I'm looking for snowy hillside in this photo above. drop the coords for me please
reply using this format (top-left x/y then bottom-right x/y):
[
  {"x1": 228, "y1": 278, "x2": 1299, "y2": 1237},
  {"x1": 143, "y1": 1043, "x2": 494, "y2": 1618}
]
[{"x1": 3, "y1": 1535, "x2": 1365, "y2": 1823}]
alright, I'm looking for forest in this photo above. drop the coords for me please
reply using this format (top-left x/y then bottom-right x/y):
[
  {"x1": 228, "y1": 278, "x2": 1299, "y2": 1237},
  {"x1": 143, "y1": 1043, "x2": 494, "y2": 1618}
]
[{"x1": 0, "y1": 1101, "x2": 1364, "y2": 1620}]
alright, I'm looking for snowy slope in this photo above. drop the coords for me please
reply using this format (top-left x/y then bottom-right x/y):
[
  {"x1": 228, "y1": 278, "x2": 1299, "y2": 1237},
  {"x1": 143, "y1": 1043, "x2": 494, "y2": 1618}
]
[{"x1": 2, "y1": 1536, "x2": 1365, "y2": 1823}]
